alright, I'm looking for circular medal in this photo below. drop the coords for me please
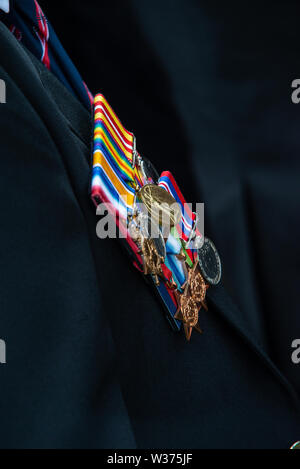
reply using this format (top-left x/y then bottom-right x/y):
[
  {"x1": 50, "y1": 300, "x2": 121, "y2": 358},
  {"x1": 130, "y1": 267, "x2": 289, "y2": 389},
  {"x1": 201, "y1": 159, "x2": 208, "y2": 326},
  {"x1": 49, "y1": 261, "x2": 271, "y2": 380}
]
[
  {"x1": 197, "y1": 237, "x2": 222, "y2": 285},
  {"x1": 137, "y1": 184, "x2": 182, "y2": 228},
  {"x1": 193, "y1": 235, "x2": 204, "y2": 250}
]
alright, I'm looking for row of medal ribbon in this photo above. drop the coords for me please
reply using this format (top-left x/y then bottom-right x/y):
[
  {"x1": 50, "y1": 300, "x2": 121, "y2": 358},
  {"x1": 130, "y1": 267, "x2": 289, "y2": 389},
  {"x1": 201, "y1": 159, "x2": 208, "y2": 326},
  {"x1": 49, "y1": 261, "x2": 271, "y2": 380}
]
[{"x1": 90, "y1": 94, "x2": 221, "y2": 340}]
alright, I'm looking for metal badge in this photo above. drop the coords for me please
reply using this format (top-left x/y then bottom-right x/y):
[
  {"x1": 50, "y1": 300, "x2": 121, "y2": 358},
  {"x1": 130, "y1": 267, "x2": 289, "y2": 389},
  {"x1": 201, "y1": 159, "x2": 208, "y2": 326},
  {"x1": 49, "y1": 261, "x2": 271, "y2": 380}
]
[
  {"x1": 176, "y1": 293, "x2": 201, "y2": 341},
  {"x1": 137, "y1": 184, "x2": 182, "y2": 228},
  {"x1": 174, "y1": 260, "x2": 208, "y2": 341},
  {"x1": 129, "y1": 213, "x2": 166, "y2": 285},
  {"x1": 197, "y1": 237, "x2": 222, "y2": 285}
]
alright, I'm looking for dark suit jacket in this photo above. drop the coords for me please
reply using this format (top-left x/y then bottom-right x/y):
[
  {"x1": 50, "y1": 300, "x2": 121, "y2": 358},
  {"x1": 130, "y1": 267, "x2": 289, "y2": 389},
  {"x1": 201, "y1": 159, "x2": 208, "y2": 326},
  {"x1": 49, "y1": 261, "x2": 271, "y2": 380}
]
[{"x1": 0, "y1": 20, "x2": 299, "y2": 449}]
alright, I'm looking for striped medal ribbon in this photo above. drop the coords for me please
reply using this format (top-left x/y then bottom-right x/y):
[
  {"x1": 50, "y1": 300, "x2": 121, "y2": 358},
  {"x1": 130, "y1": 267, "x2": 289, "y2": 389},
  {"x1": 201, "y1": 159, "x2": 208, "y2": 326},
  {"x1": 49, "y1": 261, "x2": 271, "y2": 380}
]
[
  {"x1": 91, "y1": 94, "x2": 220, "y2": 340},
  {"x1": 91, "y1": 94, "x2": 143, "y2": 218}
]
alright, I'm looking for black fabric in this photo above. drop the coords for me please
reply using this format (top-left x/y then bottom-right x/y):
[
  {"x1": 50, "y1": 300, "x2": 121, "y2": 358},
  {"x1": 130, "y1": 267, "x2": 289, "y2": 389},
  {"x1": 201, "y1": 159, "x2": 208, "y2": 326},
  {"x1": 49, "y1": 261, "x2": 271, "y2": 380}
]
[
  {"x1": 0, "y1": 23, "x2": 135, "y2": 448},
  {"x1": 26, "y1": 49, "x2": 92, "y2": 149},
  {"x1": 0, "y1": 6, "x2": 300, "y2": 449},
  {"x1": 42, "y1": 0, "x2": 300, "y2": 393}
]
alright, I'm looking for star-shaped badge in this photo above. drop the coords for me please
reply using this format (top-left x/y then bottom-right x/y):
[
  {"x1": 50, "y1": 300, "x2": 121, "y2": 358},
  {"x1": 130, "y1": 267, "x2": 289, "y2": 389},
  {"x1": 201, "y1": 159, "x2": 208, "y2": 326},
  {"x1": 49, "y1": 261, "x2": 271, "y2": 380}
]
[{"x1": 174, "y1": 260, "x2": 209, "y2": 341}]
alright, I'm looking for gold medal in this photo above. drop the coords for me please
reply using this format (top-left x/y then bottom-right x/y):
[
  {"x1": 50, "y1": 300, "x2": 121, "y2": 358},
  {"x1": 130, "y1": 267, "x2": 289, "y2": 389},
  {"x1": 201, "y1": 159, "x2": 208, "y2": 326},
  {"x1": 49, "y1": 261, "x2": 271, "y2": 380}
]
[{"x1": 137, "y1": 184, "x2": 182, "y2": 228}]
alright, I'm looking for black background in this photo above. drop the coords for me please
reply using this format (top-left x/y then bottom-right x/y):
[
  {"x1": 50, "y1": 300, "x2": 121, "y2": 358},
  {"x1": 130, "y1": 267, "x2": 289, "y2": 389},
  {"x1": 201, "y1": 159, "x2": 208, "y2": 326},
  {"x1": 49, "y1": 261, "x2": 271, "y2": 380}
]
[
  {"x1": 41, "y1": 0, "x2": 300, "y2": 390},
  {"x1": 0, "y1": 1, "x2": 300, "y2": 448}
]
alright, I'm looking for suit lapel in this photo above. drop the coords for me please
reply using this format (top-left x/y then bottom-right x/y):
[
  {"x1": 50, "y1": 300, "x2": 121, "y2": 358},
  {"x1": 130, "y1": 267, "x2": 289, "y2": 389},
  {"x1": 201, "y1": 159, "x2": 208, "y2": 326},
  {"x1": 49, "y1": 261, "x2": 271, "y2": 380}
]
[{"x1": 208, "y1": 284, "x2": 300, "y2": 409}]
